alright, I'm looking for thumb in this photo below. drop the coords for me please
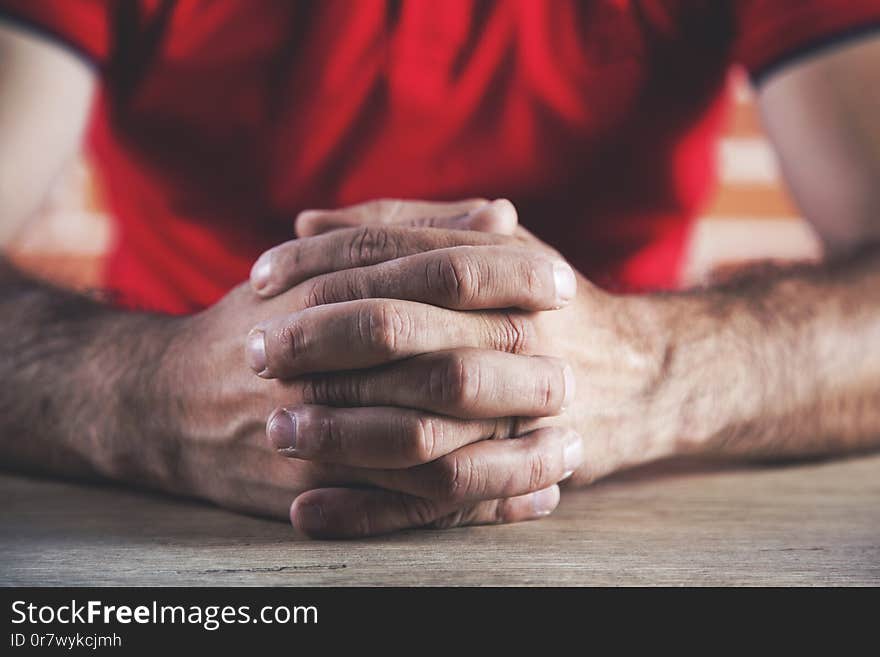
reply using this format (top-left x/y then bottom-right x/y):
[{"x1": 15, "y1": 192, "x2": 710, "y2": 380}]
[
  {"x1": 401, "y1": 198, "x2": 518, "y2": 234},
  {"x1": 295, "y1": 198, "x2": 518, "y2": 237},
  {"x1": 455, "y1": 198, "x2": 518, "y2": 234}
]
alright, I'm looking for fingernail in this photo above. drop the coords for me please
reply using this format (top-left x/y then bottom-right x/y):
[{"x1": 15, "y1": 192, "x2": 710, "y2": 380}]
[
  {"x1": 562, "y1": 432, "x2": 584, "y2": 479},
  {"x1": 553, "y1": 262, "x2": 576, "y2": 306},
  {"x1": 267, "y1": 409, "x2": 296, "y2": 451},
  {"x1": 296, "y1": 503, "x2": 326, "y2": 533},
  {"x1": 531, "y1": 486, "x2": 560, "y2": 517},
  {"x1": 250, "y1": 252, "x2": 272, "y2": 293},
  {"x1": 246, "y1": 329, "x2": 268, "y2": 375},
  {"x1": 561, "y1": 364, "x2": 576, "y2": 412}
]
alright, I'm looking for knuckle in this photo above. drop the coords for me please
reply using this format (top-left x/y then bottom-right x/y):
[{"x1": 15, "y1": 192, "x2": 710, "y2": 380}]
[
  {"x1": 277, "y1": 320, "x2": 308, "y2": 365},
  {"x1": 433, "y1": 251, "x2": 480, "y2": 307},
  {"x1": 429, "y1": 354, "x2": 482, "y2": 411},
  {"x1": 495, "y1": 312, "x2": 532, "y2": 354},
  {"x1": 299, "y1": 376, "x2": 363, "y2": 405},
  {"x1": 532, "y1": 358, "x2": 564, "y2": 412},
  {"x1": 431, "y1": 454, "x2": 477, "y2": 502},
  {"x1": 357, "y1": 302, "x2": 408, "y2": 356},
  {"x1": 404, "y1": 415, "x2": 440, "y2": 463},
  {"x1": 415, "y1": 214, "x2": 444, "y2": 228},
  {"x1": 315, "y1": 411, "x2": 344, "y2": 455},
  {"x1": 302, "y1": 279, "x2": 332, "y2": 308},
  {"x1": 526, "y1": 448, "x2": 552, "y2": 492},
  {"x1": 401, "y1": 496, "x2": 439, "y2": 528},
  {"x1": 537, "y1": 372, "x2": 555, "y2": 411},
  {"x1": 490, "y1": 416, "x2": 519, "y2": 440},
  {"x1": 523, "y1": 260, "x2": 545, "y2": 299},
  {"x1": 347, "y1": 225, "x2": 398, "y2": 264},
  {"x1": 347, "y1": 226, "x2": 372, "y2": 263},
  {"x1": 297, "y1": 378, "x2": 322, "y2": 404},
  {"x1": 303, "y1": 273, "x2": 363, "y2": 308}
]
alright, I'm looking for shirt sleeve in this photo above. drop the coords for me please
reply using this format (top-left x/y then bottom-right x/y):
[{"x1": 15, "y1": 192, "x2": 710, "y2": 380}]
[
  {"x1": 730, "y1": 0, "x2": 880, "y2": 84},
  {"x1": 0, "y1": 0, "x2": 113, "y2": 67}
]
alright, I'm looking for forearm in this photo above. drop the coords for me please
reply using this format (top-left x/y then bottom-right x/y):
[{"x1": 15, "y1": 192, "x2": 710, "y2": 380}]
[
  {"x1": 0, "y1": 257, "x2": 181, "y2": 485},
  {"x1": 656, "y1": 244, "x2": 880, "y2": 460}
]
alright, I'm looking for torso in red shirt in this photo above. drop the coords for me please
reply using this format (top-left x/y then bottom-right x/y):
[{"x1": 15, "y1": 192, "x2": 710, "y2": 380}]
[{"x1": 2, "y1": 0, "x2": 878, "y2": 313}]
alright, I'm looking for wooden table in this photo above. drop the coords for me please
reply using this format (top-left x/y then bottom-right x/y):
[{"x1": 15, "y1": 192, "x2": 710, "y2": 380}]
[{"x1": 2, "y1": 454, "x2": 878, "y2": 586}]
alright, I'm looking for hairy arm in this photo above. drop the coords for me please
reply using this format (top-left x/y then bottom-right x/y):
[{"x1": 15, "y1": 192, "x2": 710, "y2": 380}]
[
  {"x1": 654, "y1": 247, "x2": 880, "y2": 462},
  {"x1": 0, "y1": 23, "x2": 170, "y2": 482},
  {"x1": 652, "y1": 35, "x2": 880, "y2": 464},
  {"x1": 0, "y1": 24, "x2": 257, "y2": 507},
  {"x1": 0, "y1": 259, "x2": 181, "y2": 484}
]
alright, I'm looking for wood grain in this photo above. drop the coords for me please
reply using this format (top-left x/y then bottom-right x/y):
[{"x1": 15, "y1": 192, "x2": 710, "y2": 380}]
[{"x1": 2, "y1": 453, "x2": 878, "y2": 587}]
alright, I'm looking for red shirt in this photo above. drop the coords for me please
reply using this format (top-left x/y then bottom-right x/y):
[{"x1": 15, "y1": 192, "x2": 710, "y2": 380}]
[{"x1": 2, "y1": 0, "x2": 879, "y2": 313}]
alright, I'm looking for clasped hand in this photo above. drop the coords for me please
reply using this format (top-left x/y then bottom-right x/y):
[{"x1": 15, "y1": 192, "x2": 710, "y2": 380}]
[{"x1": 168, "y1": 199, "x2": 675, "y2": 537}]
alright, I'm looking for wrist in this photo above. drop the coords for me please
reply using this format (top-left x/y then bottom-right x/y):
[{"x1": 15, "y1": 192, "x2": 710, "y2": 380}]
[
  {"x1": 643, "y1": 290, "x2": 755, "y2": 459},
  {"x1": 618, "y1": 293, "x2": 692, "y2": 461},
  {"x1": 89, "y1": 312, "x2": 189, "y2": 489},
  {"x1": 561, "y1": 291, "x2": 689, "y2": 478}
]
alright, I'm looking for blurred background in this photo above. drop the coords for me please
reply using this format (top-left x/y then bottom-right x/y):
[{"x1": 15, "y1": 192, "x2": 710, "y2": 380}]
[{"x1": 3, "y1": 69, "x2": 820, "y2": 295}]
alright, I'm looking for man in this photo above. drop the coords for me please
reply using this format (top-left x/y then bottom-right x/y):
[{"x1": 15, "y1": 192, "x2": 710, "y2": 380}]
[{"x1": 0, "y1": 1, "x2": 878, "y2": 538}]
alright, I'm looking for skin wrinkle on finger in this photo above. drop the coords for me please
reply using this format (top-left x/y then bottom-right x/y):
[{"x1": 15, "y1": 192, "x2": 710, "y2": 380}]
[
  {"x1": 349, "y1": 225, "x2": 391, "y2": 269},
  {"x1": 358, "y1": 301, "x2": 398, "y2": 359},
  {"x1": 290, "y1": 487, "x2": 447, "y2": 538},
  {"x1": 255, "y1": 317, "x2": 307, "y2": 379},
  {"x1": 287, "y1": 244, "x2": 572, "y2": 313},
  {"x1": 397, "y1": 491, "x2": 439, "y2": 529},
  {"x1": 290, "y1": 416, "x2": 582, "y2": 519},
  {"x1": 359, "y1": 426, "x2": 584, "y2": 504},
  {"x1": 434, "y1": 248, "x2": 479, "y2": 308},
  {"x1": 294, "y1": 197, "x2": 493, "y2": 237},
  {"x1": 430, "y1": 484, "x2": 560, "y2": 530},
  {"x1": 295, "y1": 349, "x2": 571, "y2": 418},
  {"x1": 483, "y1": 311, "x2": 534, "y2": 354},
  {"x1": 252, "y1": 225, "x2": 517, "y2": 298},
  {"x1": 405, "y1": 198, "x2": 515, "y2": 231},
  {"x1": 251, "y1": 300, "x2": 549, "y2": 379},
  {"x1": 254, "y1": 273, "x2": 560, "y2": 376},
  {"x1": 413, "y1": 414, "x2": 439, "y2": 464},
  {"x1": 430, "y1": 507, "x2": 467, "y2": 530},
  {"x1": 291, "y1": 479, "x2": 561, "y2": 538},
  {"x1": 446, "y1": 351, "x2": 481, "y2": 416},
  {"x1": 269, "y1": 404, "x2": 515, "y2": 468}
]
